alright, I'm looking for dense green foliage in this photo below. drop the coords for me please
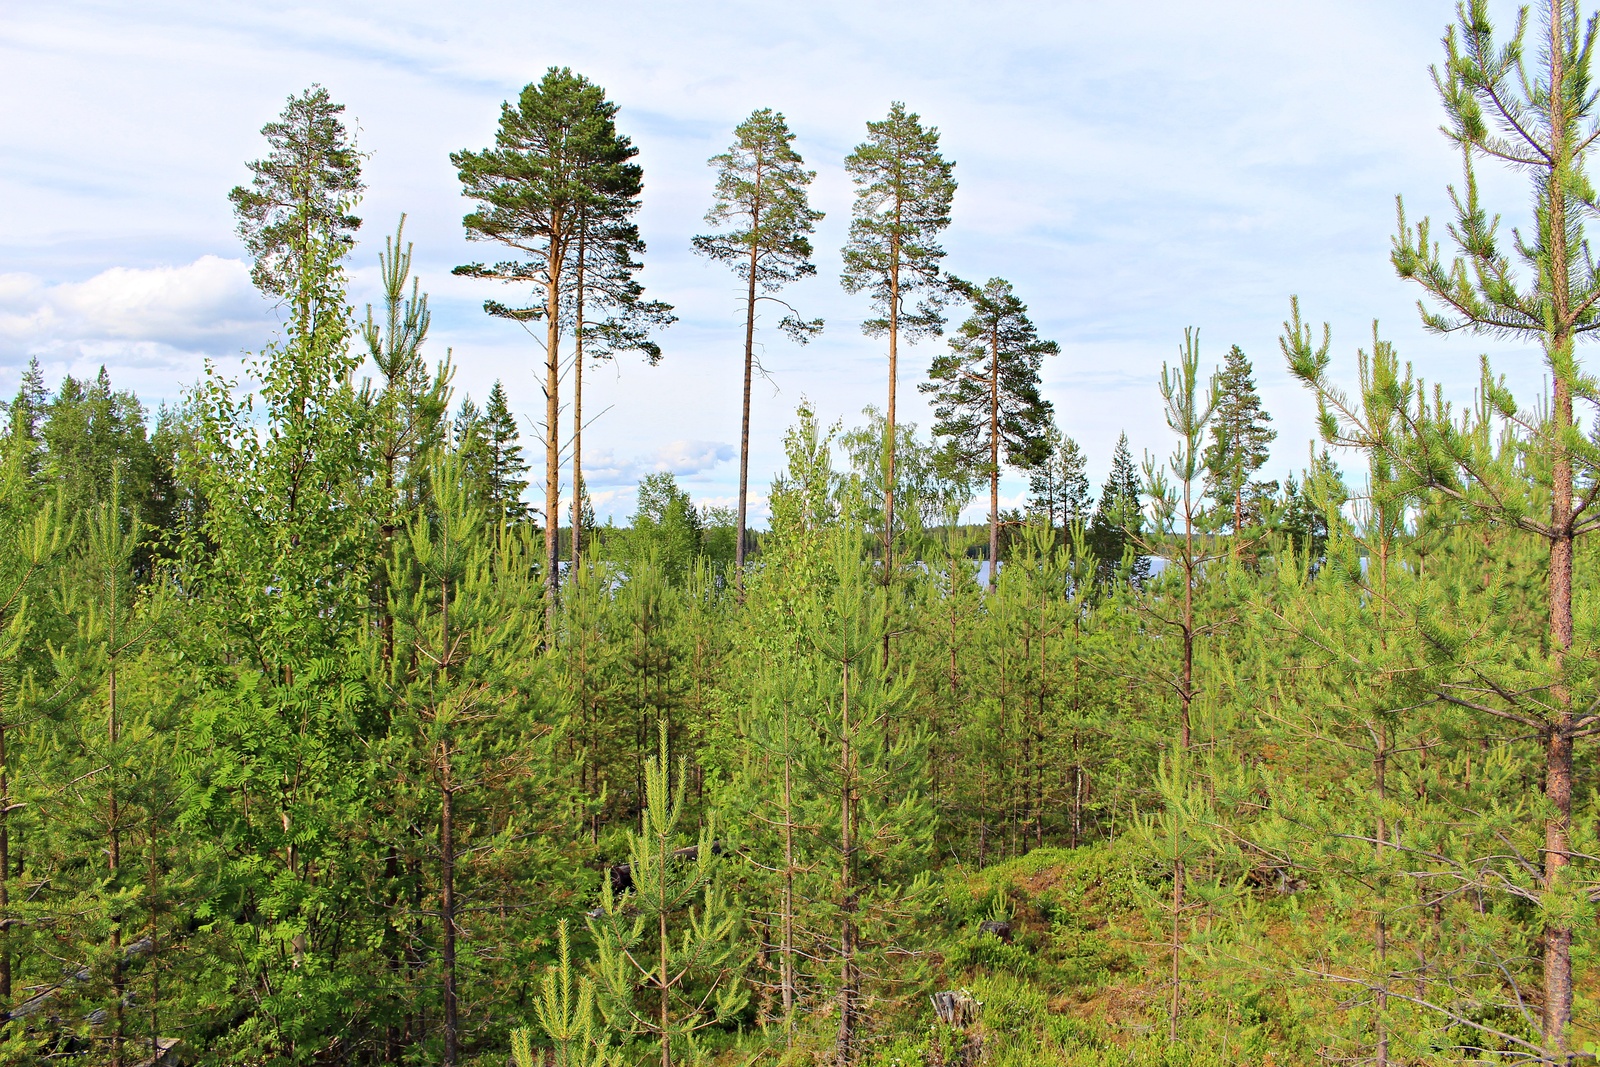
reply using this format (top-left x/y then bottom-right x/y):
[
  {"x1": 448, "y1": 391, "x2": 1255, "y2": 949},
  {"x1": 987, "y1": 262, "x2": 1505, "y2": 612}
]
[{"x1": 5, "y1": 5, "x2": 1600, "y2": 1066}]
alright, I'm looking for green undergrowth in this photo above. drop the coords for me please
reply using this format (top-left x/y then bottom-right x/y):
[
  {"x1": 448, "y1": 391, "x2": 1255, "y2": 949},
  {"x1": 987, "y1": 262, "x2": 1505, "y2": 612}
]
[
  {"x1": 691, "y1": 837, "x2": 1598, "y2": 1066},
  {"x1": 860, "y1": 839, "x2": 1285, "y2": 1066}
]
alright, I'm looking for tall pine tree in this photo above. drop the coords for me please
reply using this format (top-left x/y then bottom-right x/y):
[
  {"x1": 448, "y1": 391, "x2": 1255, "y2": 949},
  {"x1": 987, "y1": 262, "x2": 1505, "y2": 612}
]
[
  {"x1": 694, "y1": 108, "x2": 824, "y2": 591},
  {"x1": 566, "y1": 130, "x2": 673, "y2": 576},
  {"x1": 454, "y1": 68, "x2": 638, "y2": 628},
  {"x1": 1307, "y1": 1, "x2": 1600, "y2": 1049},
  {"x1": 841, "y1": 103, "x2": 956, "y2": 570},
  {"x1": 922, "y1": 277, "x2": 1056, "y2": 590}
]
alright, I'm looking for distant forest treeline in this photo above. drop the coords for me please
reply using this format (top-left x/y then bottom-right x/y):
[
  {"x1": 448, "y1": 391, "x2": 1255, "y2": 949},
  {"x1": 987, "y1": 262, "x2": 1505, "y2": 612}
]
[{"x1": 1, "y1": 2, "x2": 1598, "y2": 1066}]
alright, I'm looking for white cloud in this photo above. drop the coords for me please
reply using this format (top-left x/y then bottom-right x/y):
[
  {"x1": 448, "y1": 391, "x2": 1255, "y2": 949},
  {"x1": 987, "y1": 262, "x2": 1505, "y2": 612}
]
[
  {"x1": 0, "y1": 256, "x2": 264, "y2": 347},
  {"x1": 650, "y1": 439, "x2": 734, "y2": 476},
  {"x1": 0, "y1": 256, "x2": 272, "y2": 396},
  {"x1": 582, "y1": 440, "x2": 733, "y2": 487}
]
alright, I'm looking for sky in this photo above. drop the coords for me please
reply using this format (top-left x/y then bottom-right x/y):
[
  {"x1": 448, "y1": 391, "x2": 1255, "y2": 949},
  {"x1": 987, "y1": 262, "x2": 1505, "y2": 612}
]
[{"x1": 0, "y1": 0, "x2": 1562, "y2": 524}]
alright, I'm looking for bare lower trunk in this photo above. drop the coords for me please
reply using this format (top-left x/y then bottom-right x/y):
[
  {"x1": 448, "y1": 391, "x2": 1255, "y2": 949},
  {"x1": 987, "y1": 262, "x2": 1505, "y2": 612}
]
[
  {"x1": 988, "y1": 324, "x2": 1000, "y2": 592},
  {"x1": 987, "y1": 466, "x2": 999, "y2": 594},
  {"x1": 441, "y1": 768, "x2": 457, "y2": 1067},
  {"x1": 146, "y1": 811, "x2": 161, "y2": 1067},
  {"x1": 660, "y1": 880, "x2": 671, "y2": 1067},
  {"x1": 883, "y1": 242, "x2": 900, "y2": 575},
  {"x1": 1542, "y1": 646, "x2": 1573, "y2": 1057},
  {"x1": 109, "y1": 653, "x2": 124, "y2": 1067},
  {"x1": 736, "y1": 245, "x2": 757, "y2": 597},
  {"x1": 572, "y1": 223, "x2": 586, "y2": 575},
  {"x1": 1542, "y1": 7, "x2": 1576, "y2": 1053},
  {"x1": 1169, "y1": 857, "x2": 1183, "y2": 1042},
  {"x1": 1542, "y1": 384, "x2": 1575, "y2": 1059},
  {"x1": 544, "y1": 266, "x2": 563, "y2": 637},
  {"x1": 837, "y1": 661, "x2": 857, "y2": 1067}
]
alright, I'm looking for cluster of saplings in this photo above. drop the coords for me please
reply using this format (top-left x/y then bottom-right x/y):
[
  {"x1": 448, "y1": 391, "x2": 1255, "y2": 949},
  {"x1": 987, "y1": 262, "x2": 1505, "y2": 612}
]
[{"x1": 3, "y1": 2, "x2": 1599, "y2": 1065}]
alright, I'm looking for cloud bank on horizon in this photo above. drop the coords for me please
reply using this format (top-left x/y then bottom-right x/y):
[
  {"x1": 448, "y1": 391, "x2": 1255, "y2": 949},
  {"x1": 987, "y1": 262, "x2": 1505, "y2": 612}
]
[{"x1": 0, "y1": 1, "x2": 1556, "y2": 524}]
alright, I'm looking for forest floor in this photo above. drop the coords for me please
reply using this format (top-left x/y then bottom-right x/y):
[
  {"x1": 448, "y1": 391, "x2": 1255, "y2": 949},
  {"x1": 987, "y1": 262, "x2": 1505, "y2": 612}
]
[{"x1": 722, "y1": 837, "x2": 1599, "y2": 1067}]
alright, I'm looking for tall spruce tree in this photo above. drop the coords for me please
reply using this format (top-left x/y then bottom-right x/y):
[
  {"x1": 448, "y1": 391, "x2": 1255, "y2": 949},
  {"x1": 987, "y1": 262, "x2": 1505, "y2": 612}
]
[
  {"x1": 0, "y1": 358, "x2": 48, "y2": 489},
  {"x1": 694, "y1": 108, "x2": 824, "y2": 591},
  {"x1": 454, "y1": 68, "x2": 637, "y2": 628},
  {"x1": 922, "y1": 278, "x2": 1057, "y2": 590},
  {"x1": 841, "y1": 102, "x2": 957, "y2": 569},
  {"x1": 1201, "y1": 344, "x2": 1276, "y2": 540},
  {"x1": 483, "y1": 380, "x2": 531, "y2": 525},
  {"x1": 1028, "y1": 427, "x2": 1092, "y2": 536},
  {"x1": 1088, "y1": 431, "x2": 1147, "y2": 586}
]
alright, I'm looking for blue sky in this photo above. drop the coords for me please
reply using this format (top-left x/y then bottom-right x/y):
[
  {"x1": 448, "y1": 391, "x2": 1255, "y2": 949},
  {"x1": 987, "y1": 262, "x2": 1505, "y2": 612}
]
[{"x1": 0, "y1": 0, "x2": 1558, "y2": 523}]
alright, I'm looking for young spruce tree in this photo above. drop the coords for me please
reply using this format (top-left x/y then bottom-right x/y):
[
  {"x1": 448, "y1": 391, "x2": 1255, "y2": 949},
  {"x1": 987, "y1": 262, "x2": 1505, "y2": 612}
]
[{"x1": 1088, "y1": 432, "x2": 1147, "y2": 587}]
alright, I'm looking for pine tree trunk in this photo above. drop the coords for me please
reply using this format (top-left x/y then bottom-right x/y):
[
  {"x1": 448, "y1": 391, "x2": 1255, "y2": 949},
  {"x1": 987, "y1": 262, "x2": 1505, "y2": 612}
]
[
  {"x1": 543, "y1": 235, "x2": 565, "y2": 638},
  {"x1": 1541, "y1": 5, "x2": 1575, "y2": 1053},
  {"x1": 660, "y1": 864, "x2": 672, "y2": 1067},
  {"x1": 573, "y1": 221, "x2": 587, "y2": 575},
  {"x1": 1232, "y1": 478, "x2": 1243, "y2": 561},
  {"x1": 109, "y1": 643, "x2": 124, "y2": 1067},
  {"x1": 736, "y1": 164, "x2": 762, "y2": 598},
  {"x1": 987, "y1": 325, "x2": 1000, "y2": 593},
  {"x1": 883, "y1": 223, "x2": 900, "y2": 576},
  {"x1": 146, "y1": 810, "x2": 161, "y2": 1067},
  {"x1": 1180, "y1": 478, "x2": 1194, "y2": 750},
  {"x1": 837, "y1": 660, "x2": 857, "y2": 1067},
  {"x1": 441, "y1": 763, "x2": 458, "y2": 1067},
  {"x1": 1037, "y1": 616, "x2": 1047, "y2": 850},
  {"x1": 385, "y1": 844, "x2": 403, "y2": 1063},
  {"x1": 381, "y1": 456, "x2": 397, "y2": 665}
]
